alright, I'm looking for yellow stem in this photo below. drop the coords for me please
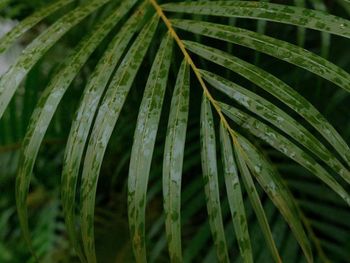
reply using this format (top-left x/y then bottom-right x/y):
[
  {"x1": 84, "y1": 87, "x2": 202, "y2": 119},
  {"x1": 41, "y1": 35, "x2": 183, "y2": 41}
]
[
  {"x1": 148, "y1": 3, "x2": 282, "y2": 262},
  {"x1": 149, "y1": 0, "x2": 238, "y2": 143},
  {"x1": 149, "y1": 4, "x2": 330, "y2": 263}
]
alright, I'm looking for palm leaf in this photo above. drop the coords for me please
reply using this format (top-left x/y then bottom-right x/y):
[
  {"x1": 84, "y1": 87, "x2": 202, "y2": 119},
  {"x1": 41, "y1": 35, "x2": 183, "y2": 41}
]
[
  {"x1": 201, "y1": 70, "x2": 350, "y2": 183},
  {"x1": 234, "y1": 140, "x2": 281, "y2": 263},
  {"x1": 200, "y1": 96, "x2": 230, "y2": 263},
  {"x1": 219, "y1": 124, "x2": 253, "y2": 263},
  {"x1": 62, "y1": 2, "x2": 144, "y2": 260},
  {"x1": 128, "y1": 32, "x2": 173, "y2": 262},
  {"x1": 163, "y1": 59, "x2": 189, "y2": 263},
  {"x1": 0, "y1": 0, "x2": 73, "y2": 54},
  {"x1": 170, "y1": 19, "x2": 350, "y2": 94},
  {"x1": 184, "y1": 41, "x2": 350, "y2": 166},
  {"x1": 0, "y1": 0, "x2": 348, "y2": 262},
  {"x1": 162, "y1": 1, "x2": 350, "y2": 38},
  {"x1": 234, "y1": 134, "x2": 312, "y2": 262},
  {"x1": 0, "y1": 0, "x2": 111, "y2": 118},
  {"x1": 15, "y1": 2, "x2": 141, "y2": 261},
  {"x1": 79, "y1": 14, "x2": 159, "y2": 263},
  {"x1": 220, "y1": 102, "x2": 350, "y2": 205}
]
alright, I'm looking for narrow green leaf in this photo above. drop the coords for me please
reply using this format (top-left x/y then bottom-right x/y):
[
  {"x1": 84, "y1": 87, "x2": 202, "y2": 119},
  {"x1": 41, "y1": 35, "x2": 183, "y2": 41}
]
[
  {"x1": 15, "y1": 1, "x2": 140, "y2": 260},
  {"x1": 237, "y1": 190, "x2": 271, "y2": 259},
  {"x1": 183, "y1": 41, "x2": 350, "y2": 167},
  {"x1": 64, "y1": 0, "x2": 141, "y2": 259},
  {"x1": 294, "y1": 0, "x2": 306, "y2": 46},
  {"x1": 171, "y1": 19, "x2": 350, "y2": 94},
  {"x1": 163, "y1": 1, "x2": 350, "y2": 39},
  {"x1": 221, "y1": 103, "x2": 350, "y2": 206},
  {"x1": 254, "y1": 0, "x2": 269, "y2": 65},
  {"x1": 175, "y1": 181, "x2": 207, "y2": 262},
  {"x1": 203, "y1": 203, "x2": 231, "y2": 263},
  {"x1": 184, "y1": 221, "x2": 211, "y2": 262},
  {"x1": 234, "y1": 143, "x2": 282, "y2": 263},
  {"x1": 281, "y1": 230, "x2": 300, "y2": 262},
  {"x1": 0, "y1": 0, "x2": 111, "y2": 119},
  {"x1": 335, "y1": 0, "x2": 350, "y2": 15},
  {"x1": 310, "y1": 0, "x2": 331, "y2": 58},
  {"x1": 78, "y1": 15, "x2": 159, "y2": 263},
  {"x1": 163, "y1": 59, "x2": 190, "y2": 263},
  {"x1": 201, "y1": 70, "x2": 350, "y2": 184},
  {"x1": 219, "y1": 124, "x2": 253, "y2": 263},
  {"x1": 236, "y1": 134, "x2": 313, "y2": 263},
  {"x1": 0, "y1": 0, "x2": 73, "y2": 54},
  {"x1": 127, "y1": 33, "x2": 173, "y2": 262},
  {"x1": 257, "y1": 212, "x2": 288, "y2": 262},
  {"x1": 200, "y1": 95, "x2": 230, "y2": 263}
]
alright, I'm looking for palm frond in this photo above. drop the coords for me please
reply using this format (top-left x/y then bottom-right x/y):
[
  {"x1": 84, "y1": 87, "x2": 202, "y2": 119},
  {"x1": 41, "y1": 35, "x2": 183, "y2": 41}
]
[{"x1": 0, "y1": 0, "x2": 349, "y2": 262}]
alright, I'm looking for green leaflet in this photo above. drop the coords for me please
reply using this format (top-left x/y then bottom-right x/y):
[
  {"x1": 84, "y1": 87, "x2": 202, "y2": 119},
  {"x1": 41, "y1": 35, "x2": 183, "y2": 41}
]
[
  {"x1": 127, "y1": 33, "x2": 173, "y2": 262},
  {"x1": 234, "y1": 143, "x2": 281, "y2": 263},
  {"x1": 0, "y1": 0, "x2": 73, "y2": 54},
  {"x1": 61, "y1": 1, "x2": 142, "y2": 260},
  {"x1": 202, "y1": 201, "x2": 231, "y2": 263},
  {"x1": 173, "y1": 181, "x2": 206, "y2": 262},
  {"x1": 336, "y1": 0, "x2": 350, "y2": 15},
  {"x1": 148, "y1": 147, "x2": 203, "y2": 260},
  {"x1": 299, "y1": 200, "x2": 350, "y2": 226},
  {"x1": 219, "y1": 124, "x2": 253, "y2": 263},
  {"x1": 0, "y1": 0, "x2": 111, "y2": 120},
  {"x1": 183, "y1": 187, "x2": 259, "y2": 263},
  {"x1": 162, "y1": 1, "x2": 350, "y2": 39},
  {"x1": 182, "y1": 41, "x2": 350, "y2": 167},
  {"x1": 184, "y1": 222, "x2": 211, "y2": 262},
  {"x1": 78, "y1": 15, "x2": 159, "y2": 263},
  {"x1": 294, "y1": 0, "x2": 306, "y2": 46},
  {"x1": 235, "y1": 134, "x2": 313, "y2": 263},
  {"x1": 14, "y1": 0, "x2": 139, "y2": 259},
  {"x1": 200, "y1": 70, "x2": 350, "y2": 185},
  {"x1": 281, "y1": 225, "x2": 299, "y2": 262},
  {"x1": 221, "y1": 102, "x2": 350, "y2": 206},
  {"x1": 247, "y1": 193, "x2": 275, "y2": 260},
  {"x1": 182, "y1": 199, "x2": 215, "y2": 262},
  {"x1": 163, "y1": 60, "x2": 190, "y2": 263},
  {"x1": 254, "y1": 0, "x2": 269, "y2": 65},
  {"x1": 170, "y1": 19, "x2": 350, "y2": 94},
  {"x1": 255, "y1": 203, "x2": 288, "y2": 262},
  {"x1": 200, "y1": 96, "x2": 230, "y2": 263},
  {"x1": 310, "y1": 0, "x2": 331, "y2": 58}
]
